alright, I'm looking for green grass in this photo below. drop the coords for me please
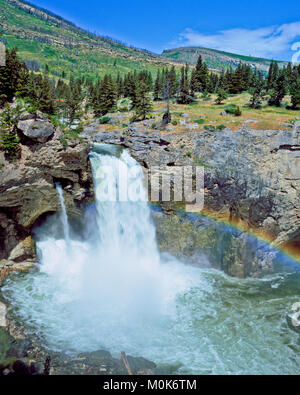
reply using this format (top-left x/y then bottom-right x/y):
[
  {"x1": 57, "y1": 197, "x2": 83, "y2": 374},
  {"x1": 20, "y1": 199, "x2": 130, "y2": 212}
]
[{"x1": 0, "y1": 0, "x2": 175, "y2": 80}]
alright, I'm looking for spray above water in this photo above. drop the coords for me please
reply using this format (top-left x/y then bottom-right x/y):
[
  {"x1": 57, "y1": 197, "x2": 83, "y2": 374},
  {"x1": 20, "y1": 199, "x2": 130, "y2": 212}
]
[{"x1": 3, "y1": 144, "x2": 300, "y2": 374}]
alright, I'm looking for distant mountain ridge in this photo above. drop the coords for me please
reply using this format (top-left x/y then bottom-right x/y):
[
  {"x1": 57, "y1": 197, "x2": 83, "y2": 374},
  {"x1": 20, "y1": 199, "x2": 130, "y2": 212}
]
[
  {"x1": 0, "y1": 0, "x2": 285, "y2": 79},
  {"x1": 0, "y1": 0, "x2": 179, "y2": 80},
  {"x1": 162, "y1": 47, "x2": 287, "y2": 72}
]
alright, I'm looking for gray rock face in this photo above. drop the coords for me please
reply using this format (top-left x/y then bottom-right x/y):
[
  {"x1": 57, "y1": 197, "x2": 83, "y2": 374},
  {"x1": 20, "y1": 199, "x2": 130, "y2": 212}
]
[
  {"x1": 17, "y1": 119, "x2": 55, "y2": 143},
  {"x1": 152, "y1": 208, "x2": 275, "y2": 278},
  {"x1": 81, "y1": 123, "x2": 300, "y2": 257},
  {"x1": 0, "y1": 131, "x2": 93, "y2": 267}
]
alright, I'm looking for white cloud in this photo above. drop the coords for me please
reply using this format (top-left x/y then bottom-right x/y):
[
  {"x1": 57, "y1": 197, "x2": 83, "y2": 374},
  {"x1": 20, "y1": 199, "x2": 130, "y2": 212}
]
[{"x1": 175, "y1": 23, "x2": 300, "y2": 59}]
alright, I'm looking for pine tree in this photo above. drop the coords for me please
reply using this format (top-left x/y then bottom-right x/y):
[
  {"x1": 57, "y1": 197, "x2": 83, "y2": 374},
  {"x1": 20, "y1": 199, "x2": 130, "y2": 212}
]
[
  {"x1": 267, "y1": 61, "x2": 279, "y2": 91},
  {"x1": 286, "y1": 62, "x2": 293, "y2": 89},
  {"x1": 216, "y1": 88, "x2": 228, "y2": 105},
  {"x1": 208, "y1": 73, "x2": 219, "y2": 93},
  {"x1": 290, "y1": 79, "x2": 300, "y2": 109},
  {"x1": 268, "y1": 73, "x2": 286, "y2": 107},
  {"x1": 154, "y1": 70, "x2": 161, "y2": 101},
  {"x1": 161, "y1": 79, "x2": 172, "y2": 126},
  {"x1": 38, "y1": 75, "x2": 55, "y2": 114},
  {"x1": 91, "y1": 74, "x2": 116, "y2": 117},
  {"x1": 134, "y1": 80, "x2": 153, "y2": 120},
  {"x1": 229, "y1": 62, "x2": 244, "y2": 94},
  {"x1": 0, "y1": 48, "x2": 28, "y2": 106},
  {"x1": 65, "y1": 77, "x2": 84, "y2": 123},
  {"x1": 190, "y1": 69, "x2": 198, "y2": 96},
  {"x1": 124, "y1": 72, "x2": 137, "y2": 108},
  {"x1": 249, "y1": 73, "x2": 265, "y2": 109},
  {"x1": 177, "y1": 65, "x2": 192, "y2": 104},
  {"x1": 169, "y1": 66, "x2": 178, "y2": 96},
  {"x1": 116, "y1": 73, "x2": 123, "y2": 98},
  {"x1": 0, "y1": 103, "x2": 21, "y2": 159}
]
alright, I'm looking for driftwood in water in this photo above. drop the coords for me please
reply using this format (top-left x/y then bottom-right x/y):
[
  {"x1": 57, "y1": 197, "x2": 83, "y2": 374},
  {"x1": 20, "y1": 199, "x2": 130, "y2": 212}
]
[{"x1": 0, "y1": 268, "x2": 7, "y2": 282}]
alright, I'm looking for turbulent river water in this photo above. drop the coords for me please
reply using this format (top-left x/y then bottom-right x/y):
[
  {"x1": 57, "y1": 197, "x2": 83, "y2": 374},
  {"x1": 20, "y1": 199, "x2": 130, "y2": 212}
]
[{"x1": 3, "y1": 144, "x2": 300, "y2": 374}]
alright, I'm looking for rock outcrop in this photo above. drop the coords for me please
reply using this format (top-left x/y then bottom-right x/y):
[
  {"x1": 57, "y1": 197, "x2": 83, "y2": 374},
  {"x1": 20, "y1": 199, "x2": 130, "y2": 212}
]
[
  {"x1": 1, "y1": 114, "x2": 299, "y2": 277},
  {"x1": 0, "y1": 117, "x2": 93, "y2": 273},
  {"x1": 17, "y1": 116, "x2": 54, "y2": 143},
  {"x1": 81, "y1": 121, "x2": 300, "y2": 272}
]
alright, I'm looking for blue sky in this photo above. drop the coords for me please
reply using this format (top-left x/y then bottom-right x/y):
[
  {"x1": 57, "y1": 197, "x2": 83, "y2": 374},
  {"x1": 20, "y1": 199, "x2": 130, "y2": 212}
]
[{"x1": 31, "y1": 0, "x2": 300, "y2": 60}]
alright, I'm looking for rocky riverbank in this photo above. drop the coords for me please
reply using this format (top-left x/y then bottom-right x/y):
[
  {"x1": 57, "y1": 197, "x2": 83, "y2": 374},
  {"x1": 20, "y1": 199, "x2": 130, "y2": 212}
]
[{"x1": 0, "y1": 301, "x2": 157, "y2": 375}]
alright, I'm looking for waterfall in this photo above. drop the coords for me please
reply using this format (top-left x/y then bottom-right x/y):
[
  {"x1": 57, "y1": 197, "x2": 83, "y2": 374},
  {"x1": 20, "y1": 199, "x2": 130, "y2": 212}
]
[
  {"x1": 56, "y1": 184, "x2": 71, "y2": 244},
  {"x1": 12, "y1": 143, "x2": 198, "y2": 355},
  {"x1": 3, "y1": 144, "x2": 300, "y2": 374}
]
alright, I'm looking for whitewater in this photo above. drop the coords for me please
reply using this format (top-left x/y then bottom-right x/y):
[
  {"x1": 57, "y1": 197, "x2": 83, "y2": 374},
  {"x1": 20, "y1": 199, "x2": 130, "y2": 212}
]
[{"x1": 3, "y1": 144, "x2": 300, "y2": 374}]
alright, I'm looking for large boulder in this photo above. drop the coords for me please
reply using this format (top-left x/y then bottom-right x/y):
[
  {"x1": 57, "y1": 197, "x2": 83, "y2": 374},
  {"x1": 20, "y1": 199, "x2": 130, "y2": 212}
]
[
  {"x1": 8, "y1": 236, "x2": 36, "y2": 262},
  {"x1": 17, "y1": 119, "x2": 55, "y2": 143}
]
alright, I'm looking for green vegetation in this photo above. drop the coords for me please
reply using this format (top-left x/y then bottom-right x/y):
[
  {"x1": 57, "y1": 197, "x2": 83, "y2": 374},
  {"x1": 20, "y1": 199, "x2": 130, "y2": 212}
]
[
  {"x1": 134, "y1": 81, "x2": 153, "y2": 120},
  {"x1": 0, "y1": 102, "x2": 22, "y2": 159},
  {"x1": 216, "y1": 89, "x2": 228, "y2": 105},
  {"x1": 99, "y1": 116, "x2": 111, "y2": 124},
  {"x1": 162, "y1": 46, "x2": 286, "y2": 72},
  {"x1": 0, "y1": 0, "x2": 176, "y2": 81},
  {"x1": 195, "y1": 119, "x2": 205, "y2": 125},
  {"x1": 290, "y1": 79, "x2": 300, "y2": 109},
  {"x1": 1, "y1": 43, "x2": 300, "y2": 160},
  {"x1": 225, "y1": 105, "x2": 242, "y2": 116}
]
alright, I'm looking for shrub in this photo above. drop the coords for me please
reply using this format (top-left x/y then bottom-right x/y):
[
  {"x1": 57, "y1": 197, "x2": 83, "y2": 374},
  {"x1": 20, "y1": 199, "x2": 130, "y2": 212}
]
[
  {"x1": 225, "y1": 105, "x2": 242, "y2": 116},
  {"x1": 204, "y1": 125, "x2": 217, "y2": 132},
  {"x1": 60, "y1": 136, "x2": 67, "y2": 149},
  {"x1": 216, "y1": 89, "x2": 228, "y2": 105},
  {"x1": 172, "y1": 120, "x2": 178, "y2": 126},
  {"x1": 201, "y1": 91, "x2": 211, "y2": 101},
  {"x1": 118, "y1": 98, "x2": 131, "y2": 112},
  {"x1": 195, "y1": 119, "x2": 205, "y2": 125},
  {"x1": 99, "y1": 116, "x2": 111, "y2": 124},
  {"x1": 217, "y1": 124, "x2": 226, "y2": 130},
  {"x1": 48, "y1": 115, "x2": 61, "y2": 128},
  {"x1": 129, "y1": 116, "x2": 137, "y2": 123}
]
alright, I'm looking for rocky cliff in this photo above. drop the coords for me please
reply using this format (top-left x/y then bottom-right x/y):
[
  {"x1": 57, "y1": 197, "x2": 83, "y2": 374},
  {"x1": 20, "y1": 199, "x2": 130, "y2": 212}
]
[
  {"x1": 1, "y1": 114, "x2": 299, "y2": 278},
  {"x1": 0, "y1": 112, "x2": 93, "y2": 274},
  {"x1": 81, "y1": 120, "x2": 300, "y2": 273}
]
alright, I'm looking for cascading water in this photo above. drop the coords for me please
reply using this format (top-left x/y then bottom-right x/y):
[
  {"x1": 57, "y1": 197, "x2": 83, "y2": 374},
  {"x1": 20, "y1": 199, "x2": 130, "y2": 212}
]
[
  {"x1": 56, "y1": 184, "x2": 71, "y2": 245},
  {"x1": 2, "y1": 144, "x2": 300, "y2": 374}
]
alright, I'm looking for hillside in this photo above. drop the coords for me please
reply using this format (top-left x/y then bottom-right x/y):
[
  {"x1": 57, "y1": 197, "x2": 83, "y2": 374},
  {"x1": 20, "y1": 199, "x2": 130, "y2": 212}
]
[
  {"x1": 0, "y1": 0, "x2": 178, "y2": 80},
  {"x1": 162, "y1": 46, "x2": 287, "y2": 72}
]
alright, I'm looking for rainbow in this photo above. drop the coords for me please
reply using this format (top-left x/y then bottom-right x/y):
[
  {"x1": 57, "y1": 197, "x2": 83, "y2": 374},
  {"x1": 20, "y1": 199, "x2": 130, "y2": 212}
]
[
  {"x1": 150, "y1": 203, "x2": 300, "y2": 266},
  {"x1": 188, "y1": 209, "x2": 300, "y2": 265}
]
